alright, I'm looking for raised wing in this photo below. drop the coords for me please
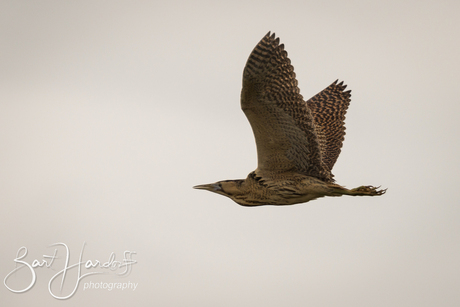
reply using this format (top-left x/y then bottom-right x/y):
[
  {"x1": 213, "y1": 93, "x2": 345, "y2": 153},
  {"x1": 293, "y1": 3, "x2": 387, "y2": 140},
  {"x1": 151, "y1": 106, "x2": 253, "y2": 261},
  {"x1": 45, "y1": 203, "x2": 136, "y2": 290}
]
[
  {"x1": 307, "y1": 80, "x2": 351, "y2": 173},
  {"x1": 241, "y1": 32, "x2": 331, "y2": 181}
]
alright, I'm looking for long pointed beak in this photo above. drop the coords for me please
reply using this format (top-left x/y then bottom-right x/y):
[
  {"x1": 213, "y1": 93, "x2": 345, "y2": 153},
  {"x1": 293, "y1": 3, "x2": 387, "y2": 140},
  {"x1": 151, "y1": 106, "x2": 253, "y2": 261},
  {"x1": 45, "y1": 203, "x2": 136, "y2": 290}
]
[{"x1": 193, "y1": 183, "x2": 221, "y2": 192}]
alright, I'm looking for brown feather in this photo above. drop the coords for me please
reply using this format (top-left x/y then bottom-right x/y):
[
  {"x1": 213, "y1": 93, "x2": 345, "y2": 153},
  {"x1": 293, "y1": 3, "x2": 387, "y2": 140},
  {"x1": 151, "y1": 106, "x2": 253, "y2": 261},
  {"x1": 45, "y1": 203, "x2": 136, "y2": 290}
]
[
  {"x1": 307, "y1": 80, "x2": 351, "y2": 175},
  {"x1": 241, "y1": 32, "x2": 342, "y2": 182}
]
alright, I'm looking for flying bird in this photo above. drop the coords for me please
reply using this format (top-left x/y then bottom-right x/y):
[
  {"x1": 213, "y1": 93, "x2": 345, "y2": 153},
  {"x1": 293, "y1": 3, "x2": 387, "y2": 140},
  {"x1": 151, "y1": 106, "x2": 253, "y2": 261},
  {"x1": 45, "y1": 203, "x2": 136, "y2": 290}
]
[{"x1": 194, "y1": 32, "x2": 386, "y2": 206}]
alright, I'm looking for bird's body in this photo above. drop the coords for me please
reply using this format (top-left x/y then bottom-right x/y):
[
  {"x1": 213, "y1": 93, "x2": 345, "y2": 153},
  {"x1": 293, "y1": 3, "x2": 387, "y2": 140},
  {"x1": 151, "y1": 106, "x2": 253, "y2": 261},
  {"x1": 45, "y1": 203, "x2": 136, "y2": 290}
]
[{"x1": 194, "y1": 32, "x2": 385, "y2": 206}]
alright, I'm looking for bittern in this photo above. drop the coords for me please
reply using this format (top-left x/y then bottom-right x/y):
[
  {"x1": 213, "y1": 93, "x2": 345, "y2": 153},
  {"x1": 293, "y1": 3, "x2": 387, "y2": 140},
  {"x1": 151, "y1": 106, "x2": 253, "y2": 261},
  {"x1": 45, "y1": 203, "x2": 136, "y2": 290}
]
[{"x1": 194, "y1": 32, "x2": 386, "y2": 206}]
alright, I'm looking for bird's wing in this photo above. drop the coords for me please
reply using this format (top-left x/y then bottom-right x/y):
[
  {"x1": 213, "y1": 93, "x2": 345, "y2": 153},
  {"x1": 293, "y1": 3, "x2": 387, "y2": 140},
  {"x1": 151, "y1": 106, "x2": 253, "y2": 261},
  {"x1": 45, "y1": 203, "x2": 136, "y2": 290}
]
[
  {"x1": 241, "y1": 32, "x2": 330, "y2": 181},
  {"x1": 307, "y1": 80, "x2": 351, "y2": 173}
]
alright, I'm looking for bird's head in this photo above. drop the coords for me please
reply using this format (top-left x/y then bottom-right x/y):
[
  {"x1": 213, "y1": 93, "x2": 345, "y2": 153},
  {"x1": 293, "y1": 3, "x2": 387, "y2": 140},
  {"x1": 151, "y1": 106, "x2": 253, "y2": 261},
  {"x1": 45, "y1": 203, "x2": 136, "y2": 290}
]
[{"x1": 193, "y1": 180, "x2": 245, "y2": 202}]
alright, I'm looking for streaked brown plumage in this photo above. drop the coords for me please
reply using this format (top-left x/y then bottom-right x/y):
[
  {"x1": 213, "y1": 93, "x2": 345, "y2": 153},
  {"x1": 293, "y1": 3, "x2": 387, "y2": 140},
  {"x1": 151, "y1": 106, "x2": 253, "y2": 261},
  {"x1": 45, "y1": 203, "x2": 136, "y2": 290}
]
[{"x1": 194, "y1": 32, "x2": 386, "y2": 206}]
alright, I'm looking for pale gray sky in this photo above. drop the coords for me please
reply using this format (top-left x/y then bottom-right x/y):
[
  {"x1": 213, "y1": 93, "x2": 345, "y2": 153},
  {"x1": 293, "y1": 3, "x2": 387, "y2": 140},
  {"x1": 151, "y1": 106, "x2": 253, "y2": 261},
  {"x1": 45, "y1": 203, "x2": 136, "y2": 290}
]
[{"x1": 1, "y1": 0, "x2": 459, "y2": 306}]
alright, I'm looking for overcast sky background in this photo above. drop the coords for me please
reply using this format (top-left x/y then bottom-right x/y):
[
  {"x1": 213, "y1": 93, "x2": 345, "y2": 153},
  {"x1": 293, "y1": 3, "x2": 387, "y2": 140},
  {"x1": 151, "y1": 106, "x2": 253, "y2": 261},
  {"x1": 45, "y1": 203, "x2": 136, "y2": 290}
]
[{"x1": 1, "y1": 0, "x2": 459, "y2": 306}]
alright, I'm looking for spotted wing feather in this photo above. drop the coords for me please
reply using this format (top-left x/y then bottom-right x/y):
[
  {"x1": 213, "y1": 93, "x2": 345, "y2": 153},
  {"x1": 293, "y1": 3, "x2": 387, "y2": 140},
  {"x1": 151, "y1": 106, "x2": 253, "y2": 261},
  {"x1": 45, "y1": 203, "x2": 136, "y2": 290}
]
[
  {"x1": 307, "y1": 80, "x2": 351, "y2": 175},
  {"x1": 241, "y1": 32, "x2": 331, "y2": 181}
]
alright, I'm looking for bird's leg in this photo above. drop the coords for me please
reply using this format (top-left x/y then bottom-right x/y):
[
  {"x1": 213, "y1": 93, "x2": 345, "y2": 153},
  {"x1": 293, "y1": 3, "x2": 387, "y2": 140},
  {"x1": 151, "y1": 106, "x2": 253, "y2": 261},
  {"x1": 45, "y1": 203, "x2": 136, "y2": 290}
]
[
  {"x1": 326, "y1": 183, "x2": 386, "y2": 197},
  {"x1": 347, "y1": 185, "x2": 387, "y2": 196}
]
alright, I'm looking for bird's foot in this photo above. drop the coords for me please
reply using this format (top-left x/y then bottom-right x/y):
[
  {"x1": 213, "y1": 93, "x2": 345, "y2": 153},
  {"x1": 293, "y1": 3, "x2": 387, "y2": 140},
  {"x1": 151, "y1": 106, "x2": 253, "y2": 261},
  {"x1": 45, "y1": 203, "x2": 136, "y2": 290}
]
[{"x1": 350, "y1": 185, "x2": 387, "y2": 196}]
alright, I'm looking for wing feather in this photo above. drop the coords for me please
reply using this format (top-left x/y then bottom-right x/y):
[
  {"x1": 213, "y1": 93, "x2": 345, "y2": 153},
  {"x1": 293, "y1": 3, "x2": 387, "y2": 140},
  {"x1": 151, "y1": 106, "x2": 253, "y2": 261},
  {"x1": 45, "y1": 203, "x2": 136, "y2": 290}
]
[
  {"x1": 241, "y1": 32, "x2": 331, "y2": 181},
  {"x1": 307, "y1": 80, "x2": 351, "y2": 173}
]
